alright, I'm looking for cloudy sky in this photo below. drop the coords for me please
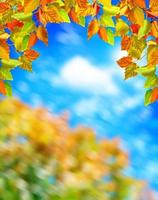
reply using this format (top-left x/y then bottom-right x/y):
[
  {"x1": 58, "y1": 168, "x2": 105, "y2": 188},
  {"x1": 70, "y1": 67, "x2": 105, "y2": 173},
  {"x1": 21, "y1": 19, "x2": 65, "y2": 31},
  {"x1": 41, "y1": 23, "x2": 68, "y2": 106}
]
[{"x1": 12, "y1": 21, "x2": 158, "y2": 189}]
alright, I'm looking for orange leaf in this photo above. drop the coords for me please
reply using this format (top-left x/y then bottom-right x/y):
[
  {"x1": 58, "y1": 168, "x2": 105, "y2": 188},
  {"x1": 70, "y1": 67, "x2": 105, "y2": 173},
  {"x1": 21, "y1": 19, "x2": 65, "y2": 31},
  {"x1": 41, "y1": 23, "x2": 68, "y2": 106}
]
[
  {"x1": 69, "y1": 8, "x2": 79, "y2": 24},
  {"x1": 128, "y1": 7, "x2": 144, "y2": 26},
  {"x1": 88, "y1": 19, "x2": 99, "y2": 39},
  {"x1": 98, "y1": 27, "x2": 108, "y2": 42},
  {"x1": 117, "y1": 56, "x2": 133, "y2": 68},
  {"x1": 28, "y1": 32, "x2": 38, "y2": 49},
  {"x1": 151, "y1": 22, "x2": 158, "y2": 38},
  {"x1": 151, "y1": 88, "x2": 158, "y2": 103},
  {"x1": 0, "y1": 80, "x2": 6, "y2": 95},
  {"x1": 0, "y1": 2, "x2": 9, "y2": 14},
  {"x1": 40, "y1": 0, "x2": 54, "y2": 7},
  {"x1": 150, "y1": 0, "x2": 158, "y2": 15},
  {"x1": 76, "y1": 0, "x2": 88, "y2": 8},
  {"x1": 121, "y1": 36, "x2": 131, "y2": 51},
  {"x1": 37, "y1": 25, "x2": 48, "y2": 45},
  {"x1": 24, "y1": 50, "x2": 39, "y2": 61},
  {"x1": 133, "y1": 0, "x2": 146, "y2": 8}
]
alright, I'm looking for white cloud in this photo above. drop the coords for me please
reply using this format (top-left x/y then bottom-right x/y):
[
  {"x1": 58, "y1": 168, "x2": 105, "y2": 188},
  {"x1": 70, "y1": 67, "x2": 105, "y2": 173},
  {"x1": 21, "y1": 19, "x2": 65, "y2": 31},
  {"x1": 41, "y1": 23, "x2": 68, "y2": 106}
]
[
  {"x1": 52, "y1": 56, "x2": 121, "y2": 95},
  {"x1": 56, "y1": 25, "x2": 82, "y2": 45}
]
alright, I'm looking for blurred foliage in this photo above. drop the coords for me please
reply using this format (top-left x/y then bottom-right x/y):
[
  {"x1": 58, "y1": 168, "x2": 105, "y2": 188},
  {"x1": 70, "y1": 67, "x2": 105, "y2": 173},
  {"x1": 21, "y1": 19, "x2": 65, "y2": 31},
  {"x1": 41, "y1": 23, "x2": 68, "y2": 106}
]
[
  {"x1": 0, "y1": 98, "x2": 154, "y2": 200},
  {"x1": 0, "y1": 0, "x2": 158, "y2": 104}
]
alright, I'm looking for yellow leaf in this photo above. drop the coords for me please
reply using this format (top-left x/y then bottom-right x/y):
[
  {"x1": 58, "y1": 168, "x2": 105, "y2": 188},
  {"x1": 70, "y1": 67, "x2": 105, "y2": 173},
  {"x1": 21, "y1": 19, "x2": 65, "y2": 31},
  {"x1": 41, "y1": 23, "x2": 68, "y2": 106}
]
[
  {"x1": 116, "y1": 19, "x2": 129, "y2": 36},
  {"x1": 124, "y1": 63, "x2": 138, "y2": 80},
  {"x1": 147, "y1": 45, "x2": 158, "y2": 65},
  {"x1": 24, "y1": 0, "x2": 40, "y2": 14},
  {"x1": 0, "y1": 32, "x2": 10, "y2": 40}
]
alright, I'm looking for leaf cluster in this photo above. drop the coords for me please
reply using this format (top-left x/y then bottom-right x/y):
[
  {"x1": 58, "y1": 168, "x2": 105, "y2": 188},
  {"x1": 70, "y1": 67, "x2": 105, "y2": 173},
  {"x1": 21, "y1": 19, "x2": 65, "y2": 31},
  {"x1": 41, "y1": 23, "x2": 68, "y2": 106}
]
[{"x1": 0, "y1": 0, "x2": 158, "y2": 104}]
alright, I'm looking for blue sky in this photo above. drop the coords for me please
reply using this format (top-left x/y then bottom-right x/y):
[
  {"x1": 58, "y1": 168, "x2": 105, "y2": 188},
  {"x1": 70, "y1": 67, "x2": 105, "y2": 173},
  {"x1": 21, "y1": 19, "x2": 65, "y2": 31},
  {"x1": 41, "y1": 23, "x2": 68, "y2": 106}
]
[{"x1": 12, "y1": 22, "x2": 158, "y2": 189}]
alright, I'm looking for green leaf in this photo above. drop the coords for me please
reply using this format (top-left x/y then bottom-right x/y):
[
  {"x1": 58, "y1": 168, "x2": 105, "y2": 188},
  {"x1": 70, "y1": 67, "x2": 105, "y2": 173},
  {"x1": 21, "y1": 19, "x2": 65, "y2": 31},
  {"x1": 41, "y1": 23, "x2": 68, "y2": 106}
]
[
  {"x1": 138, "y1": 19, "x2": 151, "y2": 39},
  {"x1": 103, "y1": 5, "x2": 120, "y2": 16},
  {"x1": 144, "y1": 74, "x2": 158, "y2": 88},
  {"x1": 1, "y1": 59, "x2": 22, "y2": 69},
  {"x1": 100, "y1": 14, "x2": 115, "y2": 27},
  {"x1": 11, "y1": 12, "x2": 33, "y2": 21},
  {"x1": 60, "y1": 9, "x2": 70, "y2": 23},
  {"x1": 144, "y1": 89, "x2": 152, "y2": 106},
  {"x1": 78, "y1": 16, "x2": 85, "y2": 27},
  {"x1": 107, "y1": 29, "x2": 115, "y2": 45},
  {"x1": 0, "y1": 69, "x2": 13, "y2": 80},
  {"x1": 116, "y1": 19, "x2": 129, "y2": 36},
  {"x1": 4, "y1": 82, "x2": 12, "y2": 96},
  {"x1": 21, "y1": 21, "x2": 35, "y2": 34},
  {"x1": 136, "y1": 65, "x2": 156, "y2": 77}
]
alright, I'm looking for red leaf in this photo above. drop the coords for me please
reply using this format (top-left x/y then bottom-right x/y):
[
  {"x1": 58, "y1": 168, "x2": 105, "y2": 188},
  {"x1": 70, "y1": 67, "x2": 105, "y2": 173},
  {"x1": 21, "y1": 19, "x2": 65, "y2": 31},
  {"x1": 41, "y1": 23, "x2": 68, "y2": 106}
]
[
  {"x1": 6, "y1": 20, "x2": 24, "y2": 31},
  {"x1": 130, "y1": 24, "x2": 140, "y2": 34}
]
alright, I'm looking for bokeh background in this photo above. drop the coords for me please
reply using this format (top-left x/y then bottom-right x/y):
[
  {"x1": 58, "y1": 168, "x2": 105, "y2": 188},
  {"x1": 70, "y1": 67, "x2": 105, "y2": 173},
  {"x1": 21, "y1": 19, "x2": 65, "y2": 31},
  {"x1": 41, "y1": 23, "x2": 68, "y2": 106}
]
[{"x1": 10, "y1": 18, "x2": 158, "y2": 191}]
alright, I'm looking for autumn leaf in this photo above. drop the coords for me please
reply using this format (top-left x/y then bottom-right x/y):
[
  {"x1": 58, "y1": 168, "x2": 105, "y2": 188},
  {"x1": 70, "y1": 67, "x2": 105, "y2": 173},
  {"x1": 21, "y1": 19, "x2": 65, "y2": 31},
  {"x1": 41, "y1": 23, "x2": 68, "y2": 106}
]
[
  {"x1": 98, "y1": 27, "x2": 108, "y2": 42},
  {"x1": 24, "y1": 50, "x2": 39, "y2": 61},
  {"x1": 121, "y1": 36, "x2": 131, "y2": 51},
  {"x1": 128, "y1": 7, "x2": 144, "y2": 26},
  {"x1": 144, "y1": 75, "x2": 158, "y2": 89},
  {"x1": 28, "y1": 32, "x2": 38, "y2": 49},
  {"x1": 4, "y1": 82, "x2": 12, "y2": 96},
  {"x1": 151, "y1": 87, "x2": 158, "y2": 103},
  {"x1": 88, "y1": 19, "x2": 99, "y2": 39},
  {"x1": 0, "y1": 2, "x2": 9, "y2": 14},
  {"x1": 19, "y1": 56, "x2": 32, "y2": 71},
  {"x1": 130, "y1": 24, "x2": 140, "y2": 34},
  {"x1": 0, "y1": 68, "x2": 13, "y2": 81},
  {"x1": 132, "y1": 0, "x2": 146, "y2": 8},
  {"x1": 24, "y1": 0, "x2": 40, "y2": 14},
  {"x1": 128, "y1": 36, "x2": 146, "y2": 59},
  {"x1": 69, "y1": 8, "x2": 79, "y2": 24},
  {"x1": 149, "y1": 0, "x2": 158, "y2": 16},
  {"x1": 138, "y1": 19, "x2": 151, "y2": 39},
  {"x1": 0, "y1": 80, "x2": 6, "y2": 95},
  {"x1": 151, "y1": 21, "x2": 158, "y2": 38},
  {"x1": 117, "y1": 56, "x2": 133, "y2": 68},
  {"x1": 148, "y1": 45, "x2": 158, "y2": 65},
  {"x1": 116, "y1": 19, "x2": 129, "y2": 36},
  {"x1": 0, "y1": 40, "x2": 10, "y2": 60},
  {"x1": 145, "y1": 89, "x2": 152, "y2": 106},
  {"x1": 124, "y1": 63, "x2": 138, "y2": 80},
  {"x1": 37, "y1": 25, "x2": 48, "y2": 45},
  {"x1": 6, "y1": 20, "x2": 24, "y2": 31},
  {"x1": 39, "y1": 6, "x2": 70, "y2": 25}
]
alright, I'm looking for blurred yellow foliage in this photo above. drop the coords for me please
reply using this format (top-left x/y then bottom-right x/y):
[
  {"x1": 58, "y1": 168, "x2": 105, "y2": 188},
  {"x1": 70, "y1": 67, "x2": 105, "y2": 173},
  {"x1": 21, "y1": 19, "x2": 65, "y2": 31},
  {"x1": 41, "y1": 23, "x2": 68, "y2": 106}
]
[{"x1": 0, "y1": 98, "x2": 155, "y2": 200}]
